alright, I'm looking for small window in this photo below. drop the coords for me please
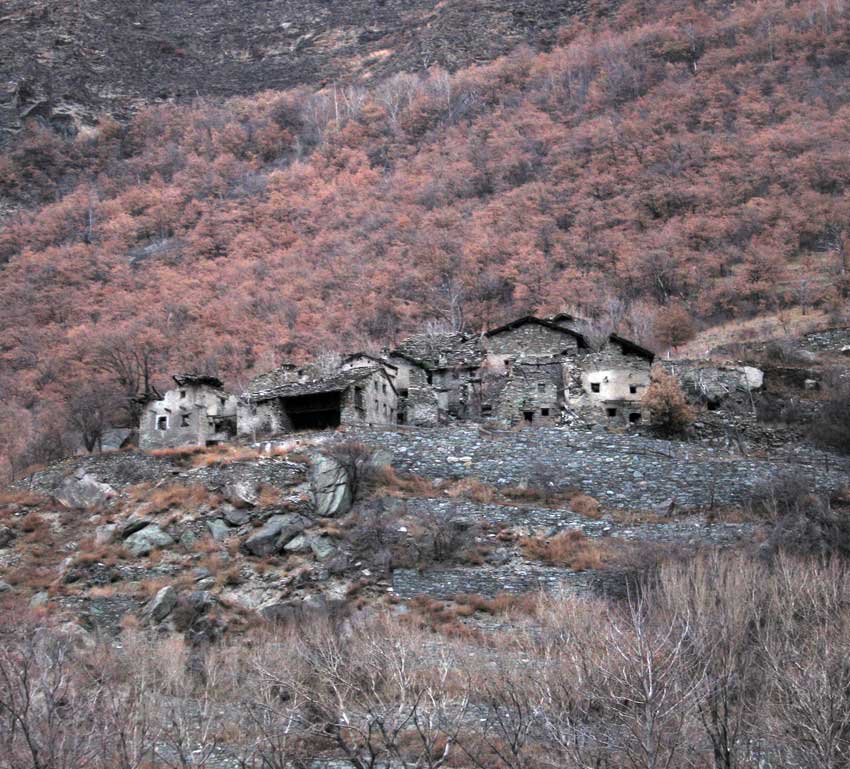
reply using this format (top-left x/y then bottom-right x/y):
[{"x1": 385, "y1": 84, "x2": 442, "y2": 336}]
[
  {"x1": 541, "y1": 408, "x2": 550, "y2": 416},
  {"x1": 481, "y1": 404, "x2": 493, "y2": 416},
  {"x1": 219, "y1": 396, "x2": 226, "y2": 407},
  {"x1": 354, "y1": 387, "x2": 365, "y2": 410},
  {"x1": 382, "y1": 383, "x2": 387, "y2": 394},
  {"x1": 629, "y1": 385, "x2": 638, "y2": 395},
  {"x1": 523, "y1": 411, "x2": 534, "y2": 423},
  {"x1": 426, "y1": 372, "x2": 433, "y2": 385},
  {"x1": 591, "y1": 382, "x2": 601, "y2": 393},
  {"x1": 606, "y1": 407, "x2": 617, "y2": 418},
  {"x1": 505, "y1": 359, "x2": 512, "y2": 370},
  {"x1": 538, "y1": 382, "x2": 546, "y2": 392},
  {"x1": 156, "y1": 416, "x2": 168, "y2": 431},
  {"x1": 399, "y1": 388, "x2": 409, "y2": 398},
  {"x1": 179, "y1": 390, "x2": 186, "y2": 399},
  {"x1": 397, "y1": 412, "x2": 406, "y2": 425},
  {"x1": 181, "y1": 414, "x2": 190, "y2": 427},
  {"x1": 629, "y1": 412, "x2": 642, "y2": 423}
]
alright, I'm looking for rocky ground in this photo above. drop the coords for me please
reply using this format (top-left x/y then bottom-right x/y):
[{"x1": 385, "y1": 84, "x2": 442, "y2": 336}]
[
  {"x1": 0, "y1": 0, "x2": 592, "y2": 146},
  {"x1": 1, "y1": 423, "x2": 846, "y2": 641}
]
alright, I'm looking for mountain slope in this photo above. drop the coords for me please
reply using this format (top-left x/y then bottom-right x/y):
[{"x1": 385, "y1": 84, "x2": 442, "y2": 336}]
[{"x1": 0, "y1": 0, "x2": 593, "y2": 144}]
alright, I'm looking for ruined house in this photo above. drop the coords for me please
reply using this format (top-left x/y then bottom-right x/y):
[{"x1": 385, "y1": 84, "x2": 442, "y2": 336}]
[
  {"x1": 387, "y1": 332, "x2": 482, "y2": 425},
  {"x1": 139, "y1": 374, "x2": 237, "y2": 450},
  {"x1": 237, "y1": 365, "x2": 397, "y2": 438}
]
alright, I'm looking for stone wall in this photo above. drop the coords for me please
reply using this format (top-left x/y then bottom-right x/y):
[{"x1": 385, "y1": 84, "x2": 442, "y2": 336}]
[
  {"x1": 574, "y1": 343, "x2": 651, "y2": 423},
  {"x1": 493, "y1": 359, "x2": 563, "y2": 426},
  {"x1": 340, "y1": 370, "x2": 398, "y2": 426},
  {"x1": 140, "y1": 385, "x2": 237, "y2": 449},
  {"x1": 328, "y1": 426, "x2": 849, "y2": 512},
  {"x1": 484, "y1": 323, "x2": 579, "y2": 370}
]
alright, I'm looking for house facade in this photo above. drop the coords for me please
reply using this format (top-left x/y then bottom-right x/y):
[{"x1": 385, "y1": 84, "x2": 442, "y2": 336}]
[{"x1": 139, "y1": 374, "x2": 238, "y2": 450}]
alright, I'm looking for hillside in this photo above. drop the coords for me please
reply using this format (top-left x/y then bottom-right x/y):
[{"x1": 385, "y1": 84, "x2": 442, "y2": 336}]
[
  {"x1": 2, "y1": 0, "x2": 850, "y2": 475},
  {"x1": 0, "y1": 0, "x2": 592, "y2": 145}
]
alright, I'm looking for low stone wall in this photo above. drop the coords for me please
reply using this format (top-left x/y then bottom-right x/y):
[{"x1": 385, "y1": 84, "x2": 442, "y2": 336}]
[{"x1": 335, "y1": 426, "x2": 849, "y2": 511}]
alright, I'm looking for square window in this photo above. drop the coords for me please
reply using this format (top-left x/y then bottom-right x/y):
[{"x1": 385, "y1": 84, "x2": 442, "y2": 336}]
[
  {"x1": 523, "y1": 411, "x2": 534, "y2": 423},
  {"x1": 606, "y1": 407, "x2": 617, "y2": 418},
  {"x1": 591, "y1": 382, "x2": 601, "y2": 393},
  {"x1": 629, "y1": 412, "x2": 642, "y2": 423},
  {"x1": 537, "y1": 383, "x2": 546, "y2": 392},
  {"x1": 156, "y1": 416, "x2": 168, "y2": 431},
  {"x1": 180, "y1": 390, "x2": 186, "y2": 399},
  {"x1": 629, "y1": 385, "x2": 638, "y2": 394},
  {"x1": 481, "y1": 404, "x2": 493, "y2": 416},
  {"x1": 181, "y1": 414, "x2": 190, "y2": 427},
  {"x1": 541, "y1": 408, "x2": 550, "y2": 416}
]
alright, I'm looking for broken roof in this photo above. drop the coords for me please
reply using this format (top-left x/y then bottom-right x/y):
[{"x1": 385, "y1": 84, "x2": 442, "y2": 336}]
[
  {"x1": 608, "y1": 333, "x2": 655, "y2": 361},
  {"x1": 391, "y1": 332, "x2": 484, "y2": 369},
  {"x1": 244, "y1": 365, "x2": 395, "y2": 403},
  {"x1": 342, "y1": 352, "x2": 398, "y2": 370},
  {"x1": 173, "y1": 373, "x2": 224, "y2": 389}
]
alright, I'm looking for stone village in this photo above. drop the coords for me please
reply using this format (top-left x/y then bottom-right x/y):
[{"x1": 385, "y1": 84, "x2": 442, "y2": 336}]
[
  {"x1": 139, "y1": 313, "x2": 663, "y2": 449},
  {"x1": 139, "y1": 312, "x2": 767, "y2": 450}
]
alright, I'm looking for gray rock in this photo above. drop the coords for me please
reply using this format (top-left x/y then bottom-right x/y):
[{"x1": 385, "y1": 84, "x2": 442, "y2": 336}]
[
  {"x1": 0, "y1": 580, "x2": 10, "y2": 593},
  {"x1": 94, "y1": 523, "x2": 117, "y2": 546},
  {"x1": 179, "y1": 530, "x2": 197, "y2": 549},
  {"x1": 224, "y1": 481, "x2": 259, "y2": 507},
  {"x1": 283, "y1": 533, "x2": 310, "y2": 553},
  {"x1": 243, "y1": 514, "x2": 309, "y2": 557},
  {"x1": 55, "y1": 472, "x2": 115, "y2": 509},
  {"x1": 196, "y1": 577, "x2": 216, "y2": 590},
  {"x1": 652, "y1": 497, "x2": 677, "y2": 517},
  {"x1": 30, "y1": 591, "x2": 49, "y2": 608},
  {"x1": 207, "y1": 519, "x2": 231, "y2": 542},
  {"x1": 124, "y1": 524, "x2": 174, "y2": 557},
  {"x1": 223, "y1": 507, "x2": 250, "y2": 526},
  {"x1": 310, "y1": 454, "x2": 353, "y2": 517},
  {"x1": 148, "y1": 585, "x2": 177, "y2": 622},
  {"x1": 0, "y1": 525, "x2": 15, "y2": 549},
  {"x1": 310, "y1": 536, "x2": 336, "y2": 561}
]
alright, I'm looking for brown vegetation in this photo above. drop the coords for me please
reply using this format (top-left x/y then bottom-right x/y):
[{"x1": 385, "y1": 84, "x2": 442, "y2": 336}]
[{"x1": 520, "y1": 529, "x2": 612, "y2": 571}]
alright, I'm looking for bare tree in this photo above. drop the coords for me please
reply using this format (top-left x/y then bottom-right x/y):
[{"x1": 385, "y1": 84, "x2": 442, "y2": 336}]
[{"x1": 66, "y1": 382, "x2": 124, "y2": 453}]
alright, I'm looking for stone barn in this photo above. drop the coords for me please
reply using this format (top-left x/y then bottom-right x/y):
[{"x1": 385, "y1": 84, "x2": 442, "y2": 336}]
[
  {"x1": 492, "y1": 357, "x2": 565, "y2": 427},
  {"x1": 238, "y1": 366, "x2": 398, "y2": 438},
  {"x1": 575, "y1": 335, "x2": 655, "y2": 424},
  {"x1": 140, "y1": 374, "x2": 237, "y2": 450}
]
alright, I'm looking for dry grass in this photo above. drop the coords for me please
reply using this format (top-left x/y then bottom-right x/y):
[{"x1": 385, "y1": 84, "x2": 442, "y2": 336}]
[
  {"x1": 569, "y1": 492, "x2": 601, "y2": 518},
  {"x1": 453, "y1": 591, "x2": 540, "y2": 617},
  {"x1": 131, "y1": 484, "x2": 221, "y2": 516},
  {"x1": 0, "y1": 490, "x2": 50, "y2": 508},
  {"x1": 372, "y1": 466, "x2": 436, "y2": 497},
  {"x1": 445, "y1": 477, "x2": 499, "y2": 504},
  {"x1": 256, "y1": 484, "x2": 283, "y2": 508},
  {"x1": 521, "y1": 529, "x2": 611, "y2": 571}
]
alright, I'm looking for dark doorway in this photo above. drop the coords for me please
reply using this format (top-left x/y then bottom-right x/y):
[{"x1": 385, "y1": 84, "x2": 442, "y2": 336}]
[
  {"x1": 629, "y1": 412, "x2": 642, "y2": 423},
  {"x1": 281, "y1": 392, "x2": 342, "y2": 431},
  {"x1": 523, "y1": 411, "x2": 534, "y2": 423}
]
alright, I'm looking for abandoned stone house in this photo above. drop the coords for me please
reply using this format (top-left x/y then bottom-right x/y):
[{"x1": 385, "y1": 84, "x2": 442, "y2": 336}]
[
  {"x1": 386, "y1": 316, "x2": 655, "y2": 428},
  {"x1": 139, "y1": 374, "x2": 238, "y2": 450},
  {"x1": 140, "y1": 314, "x2": 654, "y2": 446},
  {"x1": 236, "y1": 365, "x2": 398, "y2": 438}
]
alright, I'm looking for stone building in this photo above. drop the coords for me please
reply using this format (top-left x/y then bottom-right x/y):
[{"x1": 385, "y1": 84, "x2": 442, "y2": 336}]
[
  {"x1": 387, "y1": 332, "x2": 483, "y2": 424},
  {"x1": 576, "y1": 335, "x2": 655, "y2": 425},
  {"x1": 139, "y1": 374, "x2": 237, "y2": 450},
  {"x1": 237, "y1": 365, "x2": 397, "y2": 438},
  {"x1": 491, "y1": 357, "x2": 565, "y2": 426}
]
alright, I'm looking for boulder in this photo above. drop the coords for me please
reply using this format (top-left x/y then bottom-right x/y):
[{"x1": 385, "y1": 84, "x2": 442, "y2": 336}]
[
  {"x1": 223, "y1": 506, "x2": 250, "y2": 526},
  {"x1": 124, "y1": 524, "x2": 174, "y2": 557},
  {"x1": 310, "y1": 454, "x2": 353, "y2": 517},
  {"x1": 0, "y1": 580, "x2": 10, "y2": 593},
  {"x1": 0, "y1": 525, "x2": 15, "y2": 549},
  {"x1": 742, "y1": 366, "x2": 764, "y2": 390},
  {"x1": 224, "y1": 481, "x2": 259, "y2": 507},
  {"x1": 652, "y1": 497, "x2": 677, "y2": 517},
  {"x1": 55, "y1": 471, "x2": 115, "y2": 509},
  {"x1": 30, "y1": 591, "x2": 49, "y2": 608},
  {"x1": 94, "y1": 523, "x2": 117, "y2": 546},
  {"x1": 310, "y1": 536, "x2": 336, "y2": 561},
  {"x1": 243, "y1": 514, "x2": 309, "y2": 557},
  {"x1": 206, "y1": 518, "x2": 230, "y2": 542},
  {"x1": 283, "y1": 533, "x2": 310, "y2": 553},
  {"x1": 148, "y1": 585, "x2": 177, "y2": 623}
]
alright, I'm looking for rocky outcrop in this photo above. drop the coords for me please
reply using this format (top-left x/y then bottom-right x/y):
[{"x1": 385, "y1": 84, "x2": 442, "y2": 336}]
[
  {"x1": 243, "y1": 513, "x2": 309, "y2": 556},
  {"x1": 309, "y1": 455, "x2": 353, "y2": 518},
  {"x1": 124, "y1": 524, "x2": 174, "y2": 557},
  {"x1": 55, "y1": 471, "x2": 115, "y2": 509},
  {"x1": 148, "y1": 585, "x2": 177, "y2": 623}
]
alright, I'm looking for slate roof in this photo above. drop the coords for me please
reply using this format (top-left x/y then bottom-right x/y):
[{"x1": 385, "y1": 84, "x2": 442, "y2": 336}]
[
  {"x1": 342, "y1": 352, "x2": 398, "y2": 371},
  {"x1": 173, "y1": 373, "x2": 224, "y2": 389},
  {"x1": 244, "y1": 365, "x2": 394, "y2": 403},
  {"x1": 391, "y1": 333, "x2": 484, "y2": 369},
  {"x1": 484, "y1": 315, "x2": 588, "y2": 345}
]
